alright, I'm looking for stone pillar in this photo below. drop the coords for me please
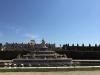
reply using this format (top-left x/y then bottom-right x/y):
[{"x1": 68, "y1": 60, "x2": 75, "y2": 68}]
[
  {"x1": 13, "y1": 64, "x2": 17, "y2": 68},
  {"x1": 4, "y1": 63, "x2": 8, "y2": 67},
  {"x1": 29, "y1": 64, "x2": 32, "y2": 67},
  {"x1": 21, "y1": 64, "x2": 24, "y2": 67},
  {"x1": 8, "y1": 63, "x2": 12, "y2": 68}
]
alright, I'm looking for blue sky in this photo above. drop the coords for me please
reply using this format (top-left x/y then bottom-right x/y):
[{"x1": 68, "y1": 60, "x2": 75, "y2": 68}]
[{"x1": 0, "y1": 0, "x2": 100, "y2": 45}]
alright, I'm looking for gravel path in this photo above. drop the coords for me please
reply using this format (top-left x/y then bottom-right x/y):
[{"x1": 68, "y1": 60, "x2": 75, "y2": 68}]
[{"x1": 0, "y1": 71, "x2": 100, "y2": 75}]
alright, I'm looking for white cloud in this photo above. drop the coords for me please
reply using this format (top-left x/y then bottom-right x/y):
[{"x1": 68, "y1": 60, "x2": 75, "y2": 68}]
[
  {"x1": 15, "y1": 28, "x2": 21, "y2": 34},
  {"x1": 24, "y1": 33, "x2": 39, "y2": 39},
  {"x1": 5, "y1": 24, "x2": 22, "y2": 34},
  {"x1": 23, "y1": 33, "x2": 42, "y2": 43}
]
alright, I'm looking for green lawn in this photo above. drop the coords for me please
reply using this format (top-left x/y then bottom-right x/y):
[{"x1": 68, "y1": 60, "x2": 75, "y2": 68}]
[{"x1": 0, "y1": 67, "x2": 100, "y2": 72}]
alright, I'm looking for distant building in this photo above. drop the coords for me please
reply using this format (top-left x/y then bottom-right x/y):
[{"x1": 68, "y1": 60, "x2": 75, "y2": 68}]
[{"x1": 12, "y1": 39, "x2": 72, "y2": 67}]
